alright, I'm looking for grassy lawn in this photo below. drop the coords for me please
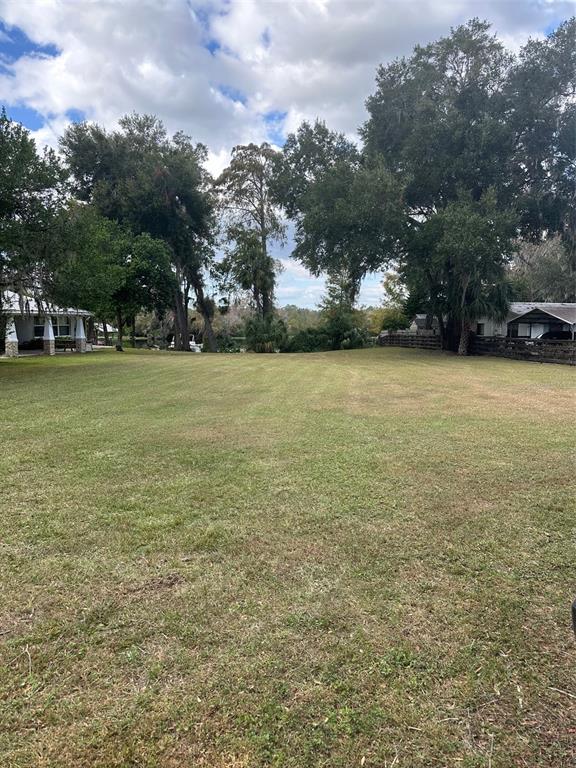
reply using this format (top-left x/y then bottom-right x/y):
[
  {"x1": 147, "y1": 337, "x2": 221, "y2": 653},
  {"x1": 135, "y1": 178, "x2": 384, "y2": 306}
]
[{"x1": 1, "y1": 348, "x2": 574, "y2": 767}]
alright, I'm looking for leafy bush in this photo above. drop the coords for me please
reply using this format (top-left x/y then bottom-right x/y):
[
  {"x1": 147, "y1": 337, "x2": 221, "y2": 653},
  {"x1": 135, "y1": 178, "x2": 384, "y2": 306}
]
[
  {"x1": 245, "y1": 316, "x2": 287, "y2": 353},
  {"x1": 280, "y1": 326, "x2": 331, "y2": 352},
  {"x1": 281, "y1": 308, "x2": 369, "y2": 353},
  {"x1": 324, "y1": 308, "x2": 369, "y2": 350},
  {"x1": 215, "y1": 333, "x2": 244, "y2": 353},
  {"x1": 379, "y1": 307, "x2": 410, "y2": 332},
  {"x1": 339, "y1": 325, "x2": 370, "y2": 349}
]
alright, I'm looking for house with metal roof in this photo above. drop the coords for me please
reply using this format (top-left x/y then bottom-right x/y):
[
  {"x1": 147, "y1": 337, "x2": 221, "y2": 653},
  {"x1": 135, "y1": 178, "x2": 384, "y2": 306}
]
[
  {"x1": 1, "y1": 291, "x2": 93, "y2": 357},
  {"x1": 475, "y1": 302, "x2": 576, "y2": 339}
]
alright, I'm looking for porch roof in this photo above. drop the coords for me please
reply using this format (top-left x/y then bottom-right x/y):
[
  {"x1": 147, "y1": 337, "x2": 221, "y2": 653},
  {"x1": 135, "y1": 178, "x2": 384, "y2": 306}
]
[
  {"x1": 508, "y1": 303, "x2": 576, "y2": 325},
  {"x1": 1, "y1": 291, "x2": 92, "y2": 318}
]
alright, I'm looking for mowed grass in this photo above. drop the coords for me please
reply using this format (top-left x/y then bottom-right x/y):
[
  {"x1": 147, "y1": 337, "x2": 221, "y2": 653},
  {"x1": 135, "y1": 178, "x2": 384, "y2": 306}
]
[{"x1": 0, "y1": 348, "x2": 574, "y2": 767}]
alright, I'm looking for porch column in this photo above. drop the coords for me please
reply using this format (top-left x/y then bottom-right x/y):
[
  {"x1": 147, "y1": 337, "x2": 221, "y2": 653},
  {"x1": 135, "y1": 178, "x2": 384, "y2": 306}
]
[
  {"x1": 4, "y1": 317, "x2": 19, "y2": 357},
  {"x1": 75, "y1": 316, "x2": 86, "y2": 353},
  {"x1": 43, "y1": 316, "x2": 55, "y2": 355}
]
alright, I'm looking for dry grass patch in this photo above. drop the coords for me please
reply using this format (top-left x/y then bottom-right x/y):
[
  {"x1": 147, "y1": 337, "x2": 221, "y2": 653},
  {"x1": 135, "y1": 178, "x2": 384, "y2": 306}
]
[{"x1": 1, "y1": 347, "x2": 574, "y2": 767}]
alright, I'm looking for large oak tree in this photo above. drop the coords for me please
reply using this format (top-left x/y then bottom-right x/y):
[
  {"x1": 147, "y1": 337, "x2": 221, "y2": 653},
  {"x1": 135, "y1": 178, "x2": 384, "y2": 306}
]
[
  {"x1": 60, "y1": 114, "x2": 217, "y2": 350},
  {"x1": 275, "y1": 121, "x2": 404, "y2": 307}
]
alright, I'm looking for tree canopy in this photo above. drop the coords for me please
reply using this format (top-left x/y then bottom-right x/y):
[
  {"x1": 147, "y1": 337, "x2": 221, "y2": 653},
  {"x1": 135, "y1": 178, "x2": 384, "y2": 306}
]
[
  {"x1": 275, "y1": 121, "x2": 404, "y2": 306},
  {"x1": 217, "y1": 143, "x2": 284, "y2": 319},
  {"x1": 60, "y1": 114, "x2": 217, "y2": 349},
  {"x1": 2, "y1": 16, "x2": 574, "y2": 355},
  {"x1": 0, "y1": 108, "x2": 68, "y2": 304},
  {"x1": 359, "y1": 17, "x2": 575, "y2": 352}
]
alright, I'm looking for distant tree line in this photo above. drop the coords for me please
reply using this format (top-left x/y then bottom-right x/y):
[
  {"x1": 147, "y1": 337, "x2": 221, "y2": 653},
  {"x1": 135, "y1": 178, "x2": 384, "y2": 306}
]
[{"x1": 1, "y1": 18, "x2": 573, "y2": 354}]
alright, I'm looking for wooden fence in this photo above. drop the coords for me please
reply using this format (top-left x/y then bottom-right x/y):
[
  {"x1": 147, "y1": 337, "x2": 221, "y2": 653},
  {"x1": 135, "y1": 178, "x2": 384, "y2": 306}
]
[
  {"x1": 470, "y1": 336, "x2": 576, "y2": 365},
  {"x1": 378, "y1": 331, "x2": 576, "y2": 365},
  {"x1": 378, "y1": 332, "x2": 441, "y2": 350}
]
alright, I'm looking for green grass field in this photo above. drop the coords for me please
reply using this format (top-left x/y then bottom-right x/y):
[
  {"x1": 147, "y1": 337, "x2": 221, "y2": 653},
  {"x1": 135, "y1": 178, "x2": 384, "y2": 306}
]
[{"x1": 1, "y1": 348, "x2": 574, "y2": 767}]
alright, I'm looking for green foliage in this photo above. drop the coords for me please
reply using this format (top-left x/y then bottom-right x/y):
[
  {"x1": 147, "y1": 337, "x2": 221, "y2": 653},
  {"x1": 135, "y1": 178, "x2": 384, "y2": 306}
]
[
  {"x1": 50, "y1": 204, "x2": 175, "y2": 330},
  {"x1": 280, "y1": 326, "x2": 331, "y2": 353},
  {"x1": 378, "y1": 307, "x2": 411, "y2": 332},
  {"x1": 407, "y1": 192, "x2": 516, "y2": 352},
  {"x1": 50, "y1": 205, "x2": 125, "y2": 320},
  {"x1": 244, "y1": 315, "x2": 287, "y2": 353},
  {"x1": 359, "y1": 18, "x2": 573, "y2": 349},
  {"x1": 323, "y1": 307, "x2": 369, "y2": 350},
  {"x1": 217, "y1": 143, "x2": 284, "y2": 318},
  {"x1": 0, "y1": 108, "x2": 68, "y2": 298},
  {"x1": 276, "y1": 121, "x2": 404, "y2": 305},
  {"x1": 213, "y1": 333, "x2": 244, "y2": 353},
  {"x1": 431, "y1": 192, "x2": 515, "y2": 322},
  {"x1": 505, "y1": 19, "x2": 575, "y2": 252},
  {"x1": 508, "y1": 237, "x2": 576, "y2": 303},
  {"x1": 281, "y1": 297, "x2": 369, "y2": 352},
  {"x1": 362, "y1": 19, "x2": 514, "y2": 210},
  {"x1": 277, "y1": 305, "x2": 322, "y2": 334},
  {"x1": 273, "y1": 120, "x2": 359, "y2": 220},
  {"x1": 221, "y1": 228, "x2": 277, "y2": 318},
  {"x1": 60, "y1": 114, "x2": 216, "y2": 349}
]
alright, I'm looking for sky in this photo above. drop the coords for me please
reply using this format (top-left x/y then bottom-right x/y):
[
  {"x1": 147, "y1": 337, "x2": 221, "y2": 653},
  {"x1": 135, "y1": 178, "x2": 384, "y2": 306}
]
[{"x1": 0, "y1": 0, "x2": 570, "y2": 308}]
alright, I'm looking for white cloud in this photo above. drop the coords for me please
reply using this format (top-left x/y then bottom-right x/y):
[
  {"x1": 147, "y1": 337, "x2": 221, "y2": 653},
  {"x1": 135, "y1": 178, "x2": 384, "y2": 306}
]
[
  {"x1": 1, "y1": 0, "x2": 568, "y2": 150},
  {"x1": 0, "y1": 0, "x2": 570, "y2": 305}
]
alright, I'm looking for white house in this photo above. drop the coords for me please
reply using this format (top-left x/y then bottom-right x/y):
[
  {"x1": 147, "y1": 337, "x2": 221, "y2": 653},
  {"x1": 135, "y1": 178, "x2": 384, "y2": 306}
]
[
  {"x1": 476, "y1": 302, "x2": 576, "y2": 339},
  {"x1": 409, "y1": 302, "x2": 576, "y2": 339},
  {"x1": 1, "y1": 291, "x2": 93, "y2": 357}
]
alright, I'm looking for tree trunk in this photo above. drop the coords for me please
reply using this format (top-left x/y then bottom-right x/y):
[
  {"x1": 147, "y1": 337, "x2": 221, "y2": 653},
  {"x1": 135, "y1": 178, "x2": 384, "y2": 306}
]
[
  {"x1": 262, "y1": 290, "x2": 273, "y2": 320},
  {"x1": 254, "y1": 286, "x2": 263, "y2": 318},
  {"x1": 101, "y1": 319, "x2": 110, "y2": 346},
  {"x1": 260, "y1": 215, "x2": 274, "y2": 320},
  {"x1": 436, "y1": 312, "x2": 447, "y2": 349},
  {"x1": 173, "y1": 284, "x2": 189, "y2": 351},
  {"x1": 116, "y1": 309, "x2": 124, "y2": 344},
  {"x1": 86, "y1": 317, "x2": 95, "y2": 343},
  {"x1": 456, "y1": 275, "x2": 470, "y2": 355},
  {"x1": 202, "y1": 315, "x2": 217, "y2": 352},
  {"x1": 457, "y1": 318, "x2": 471, "y2": 356},
  {"x1": 194, "y1": 282, "x2": 217, "y2": 352},
  {"x1": 444, "y1": 315, "x2": 459, "y2": 351}
]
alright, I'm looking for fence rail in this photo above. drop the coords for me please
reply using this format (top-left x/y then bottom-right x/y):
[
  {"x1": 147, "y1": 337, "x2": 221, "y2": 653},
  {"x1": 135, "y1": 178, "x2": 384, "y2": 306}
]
[
  {"x1": 378, "y1": 332, "x2": 441, "y2": 350},
  {"x1": 378, "y1": 331, "x2": 576, "y2": 365},
  {"x1": 470, "y1": 336, "x2": 576, "y2": 365}
]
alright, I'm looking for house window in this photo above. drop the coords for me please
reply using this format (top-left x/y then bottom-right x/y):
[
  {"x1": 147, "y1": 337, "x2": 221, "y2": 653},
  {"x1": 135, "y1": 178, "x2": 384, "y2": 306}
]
[
  {"x1": 476, "y1": 323, "x2": 485, "y2": 336},
  {"x1": 58, "y1": 320, "x2": 70, "y2": 337},
  {"x1": 33, "y1": 317, "x2": 45, "y2": 337},
  {"x1": 33, "y1": 316, "x2": 71, "y2": 337},
  {"x1": 517, "y1": 323, "x2": 531, "y2": 337}
]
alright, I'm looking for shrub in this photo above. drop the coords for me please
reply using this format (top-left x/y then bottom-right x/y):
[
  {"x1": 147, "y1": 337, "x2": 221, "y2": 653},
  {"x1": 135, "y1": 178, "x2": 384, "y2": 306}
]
[
  {"x1": 245, "y1": 316, "x2": 287, "y2": 353},
  {"x1": 379, "y1": 307, "x2": 410, "y2": 332},
  {"x1": 281, "y1": 308, "x2": 369, "y2": 353},
  {"x1": 215, "y1": 333, "x2": 244, "y2": 353},
  {"x1": 280, "y1": 327, "x2": 331, "y2": 353},
  {"x1": 324, "y1": 308, "x2": 369, "y2": 350}
]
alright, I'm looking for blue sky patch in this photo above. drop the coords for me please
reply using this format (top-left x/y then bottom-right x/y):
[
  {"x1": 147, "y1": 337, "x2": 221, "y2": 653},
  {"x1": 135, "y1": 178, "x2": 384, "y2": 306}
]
[
  {"x1": 191, "y1": 3, "x2": 223, "y2": 56},
  {"x1": 3, "y1": 104, "x2": 45, "y2": 130},
  {"x1": 264, "y1": 110, "x2": 287, "y2": 146},
  {"x1": 544, "y1": 19, "x2": 563, "y2": 35},
  {"x1": 66, "y1": 108, "x2": 86, "y2": 123},
  {"x1": 0, "y1": 21, "x2": 59, "y2": 63},
  {"x1": 205, "y1": 38, "x2": 221, "y2": 55},
  {"x1": 217, "y1": 84, "x2": 247, "y2": 105}
]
